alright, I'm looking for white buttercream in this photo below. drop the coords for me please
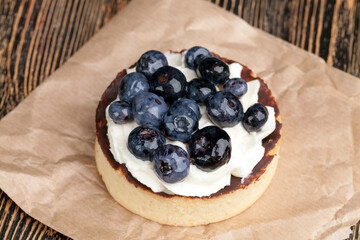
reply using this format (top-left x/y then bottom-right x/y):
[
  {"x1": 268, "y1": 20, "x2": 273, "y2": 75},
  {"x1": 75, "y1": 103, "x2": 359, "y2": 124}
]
[{"x1": 106, "y1": 51, "x2": 276, "y2": 197}]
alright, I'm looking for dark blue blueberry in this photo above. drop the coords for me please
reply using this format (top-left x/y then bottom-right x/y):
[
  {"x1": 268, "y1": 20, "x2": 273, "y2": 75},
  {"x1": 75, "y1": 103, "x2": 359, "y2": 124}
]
[
  {"x1": 119, "y1": 72, "x2": 149, "y2": 103},
  {"x1": 223, "y1": 78, "x2": 248, "y2": 98},
  {"x1": 132, "y1": 92, "x2": 168, "y2": 128},
  {"x1": 136, "y1": 50, "x2": 168, "y2": 78},
  {"x1": 187, "y1": 78, "x2": 216, "y2": 104},
  {"x1": 185, "y1": 46, "x2": 212, "y2": 70},
  {"x1": 164, "y1": 108, "x2": 199, "y2": 142},
  {"x1": 108, "y1": 101, "x2": 132, "y2": 124},
  {"x1": 242, "y1": 103, "x2": 269, "y2": 132},
  {"x1": 206, "y1": 91, "x2": 243, "y2": 127},
  {"x1": 198, "y1": 57, "x2": 230, "y2": 84},
  {"x1": 128, "y1": 126, "x2": 166, "y2": 161},
  {"x1": 168, "y1": 98, "x2": 201, "y2": 120},
  {"x1": 187, "y1": 126, "x2": 231, "y2": 171},
  {"x1": 152, "y1": 144, "x2": 190, "y2": 183},
  {"x1": 150, "y1": 66, "x2": 187, "y2": 103}
]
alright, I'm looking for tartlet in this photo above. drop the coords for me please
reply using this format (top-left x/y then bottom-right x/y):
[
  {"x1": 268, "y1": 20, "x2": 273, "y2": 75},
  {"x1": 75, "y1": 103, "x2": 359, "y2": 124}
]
[{"x1": 95, "y1": 50, "x2": 282, "y2": 226}]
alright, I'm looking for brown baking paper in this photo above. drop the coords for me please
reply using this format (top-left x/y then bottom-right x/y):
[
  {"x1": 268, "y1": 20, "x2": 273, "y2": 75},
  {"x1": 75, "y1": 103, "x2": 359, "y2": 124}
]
[{"x1": 0, "y1": 0, "x2": 359, "y2": 239}]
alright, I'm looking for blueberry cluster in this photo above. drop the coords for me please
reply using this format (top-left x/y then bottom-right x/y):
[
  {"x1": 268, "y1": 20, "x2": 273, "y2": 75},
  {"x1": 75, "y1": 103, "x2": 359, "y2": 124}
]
[{"x1": 108, "y1": 47, "x2": 269, "y2": 184}]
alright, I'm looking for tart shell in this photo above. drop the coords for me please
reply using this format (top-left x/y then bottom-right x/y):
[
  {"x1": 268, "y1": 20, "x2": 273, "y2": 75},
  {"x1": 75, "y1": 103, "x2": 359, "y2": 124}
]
[{"x1": 95, "y1": 52, "x2": 282, "y2": 226}]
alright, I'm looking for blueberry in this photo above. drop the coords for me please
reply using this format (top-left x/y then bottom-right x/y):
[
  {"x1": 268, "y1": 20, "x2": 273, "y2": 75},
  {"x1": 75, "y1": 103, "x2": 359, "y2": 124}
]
[
  {"x1": 185, "y1": 46, "x2": 212, "y2": 70},
  {"x1": 198, "y1": 57, "x2": 230, "y2": 84},
  {"x1": 187, "y1": 126, "x2": 231, "y2": 171},
  {"x1": 242, "y1": 103, "x2": 269, "y2": 132},
  {"x1": 164, "y1": 108, "x2": 199, "y2": 142},
  {"x1": 119, "y1": 72, "x2": 149, "y2": 103},
  {"x1": 132, "y1": 92, "x2": 168, "y2": 128},
  {"x1": 223, "y1": 78, "x2": 248, "y2": 98},
  {"x1": 108, "y1": 101, "x2": 132, "y2": 124},
  {"x1": 128, "y1": 126, "x2": 166, "y2": 161},
  {"x1": 152, "y1": 144, "x2": 190, "y2": 183},
  {"x1": 168, "y1": 98, "x2": 201, "y2": 120},
  {"x1": 187, "y1": 78, "x2": 216, "y2": 104},
  {"x1": 206, "y1": 91, "x2": 243, "y2": 127},
  {"x1": 150, "y1": 66, "x2": 187, "y2": 103},
  {"x1": 136, "y1": 50, "x2": 168, "y2": 78}
]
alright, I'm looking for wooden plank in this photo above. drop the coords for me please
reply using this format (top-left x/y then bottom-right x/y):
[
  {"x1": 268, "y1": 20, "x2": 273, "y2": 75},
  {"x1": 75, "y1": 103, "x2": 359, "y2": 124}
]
[
  {"x1": 0, "y1": 191, "x2": 70, "y2": 239},
  {"x1": 0, "y1": 0, "x2": 358, "y2": 239}
]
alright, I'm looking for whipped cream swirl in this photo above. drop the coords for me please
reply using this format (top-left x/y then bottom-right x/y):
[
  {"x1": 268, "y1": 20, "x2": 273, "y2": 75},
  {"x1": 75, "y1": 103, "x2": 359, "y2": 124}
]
[{"x1": 106, "y1": 51, "x2": 276, "y2": 197}]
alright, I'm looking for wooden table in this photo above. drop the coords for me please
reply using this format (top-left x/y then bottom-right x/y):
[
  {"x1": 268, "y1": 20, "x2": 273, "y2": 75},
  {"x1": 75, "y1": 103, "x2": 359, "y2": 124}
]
[{"x1": 0, "y1": 0, "x2": 359, "y2": 239}]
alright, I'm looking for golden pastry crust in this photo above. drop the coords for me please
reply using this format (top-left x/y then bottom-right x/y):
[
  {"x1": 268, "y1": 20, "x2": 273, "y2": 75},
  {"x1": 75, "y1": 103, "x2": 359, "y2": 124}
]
[
  {"x1": 95, "y1": 52, "x2": 282, "y2": 226},
  {"x1": 95, "y1": 134, "x2": 280, "y2": 226}
]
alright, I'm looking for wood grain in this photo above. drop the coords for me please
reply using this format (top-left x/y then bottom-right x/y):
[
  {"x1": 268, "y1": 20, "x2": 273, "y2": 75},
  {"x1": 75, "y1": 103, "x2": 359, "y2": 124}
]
[
  {"x1": 211, "y1": 0, "x2": 359, "y2": 77},
  {"x1": 0, "y1": 191, "x2": 69, "y2": 240},
  {"x1": 0, "y1": 0, "x2": 125, "y2": 119},
  {"x1": 0, "y1": 0, "x2": 359, "y2": 239}
]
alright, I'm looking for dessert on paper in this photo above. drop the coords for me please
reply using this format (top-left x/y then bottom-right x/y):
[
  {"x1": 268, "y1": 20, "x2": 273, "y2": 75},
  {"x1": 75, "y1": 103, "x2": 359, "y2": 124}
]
[
  {"x1": 95, "y1": 47, "x2": 281, "y2": 226},
  {"x1": 0, "y1": 0, "x2": 358, "y2": 239}
]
